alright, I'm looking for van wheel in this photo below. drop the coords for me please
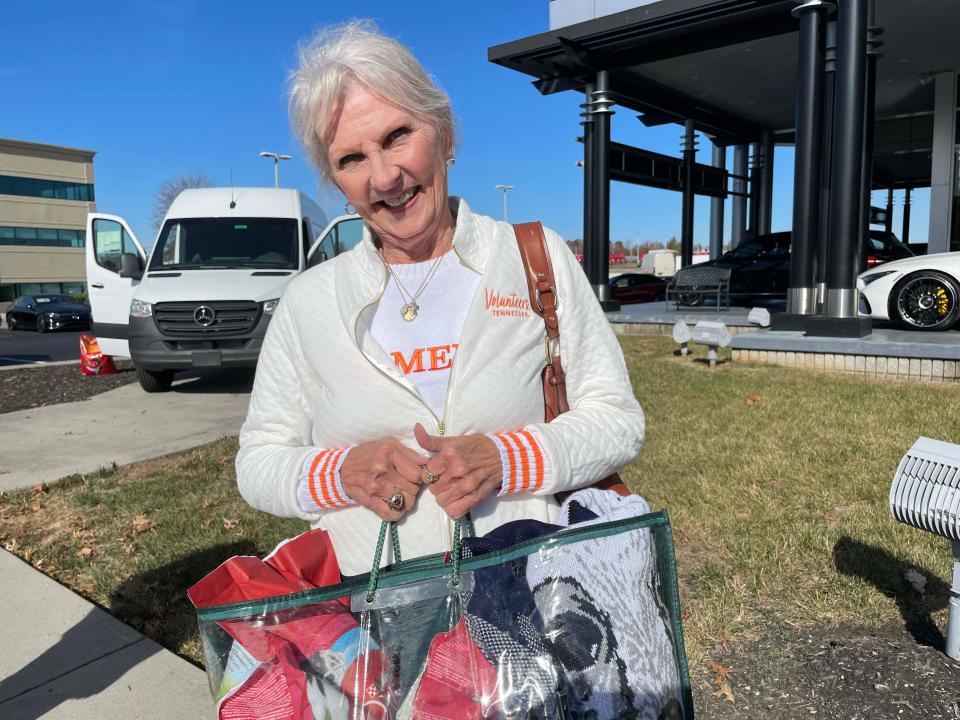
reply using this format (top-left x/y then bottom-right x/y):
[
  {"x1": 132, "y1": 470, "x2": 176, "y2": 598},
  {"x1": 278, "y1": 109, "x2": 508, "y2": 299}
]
[{"x1": 137, "y1": 368, "x2": 175, "y2": 393}]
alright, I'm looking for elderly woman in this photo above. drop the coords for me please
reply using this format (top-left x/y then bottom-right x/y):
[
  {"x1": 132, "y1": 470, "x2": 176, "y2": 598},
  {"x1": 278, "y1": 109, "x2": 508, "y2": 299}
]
[{"x1": 236, "y1": 22, "x2": 645, "y2": 577}]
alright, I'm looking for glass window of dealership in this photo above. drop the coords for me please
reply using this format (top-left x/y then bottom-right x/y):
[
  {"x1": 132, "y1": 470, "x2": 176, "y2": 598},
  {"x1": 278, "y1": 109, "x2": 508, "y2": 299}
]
[{"x1": 0, "y1": 137, "x2": 96, "y2": 302}]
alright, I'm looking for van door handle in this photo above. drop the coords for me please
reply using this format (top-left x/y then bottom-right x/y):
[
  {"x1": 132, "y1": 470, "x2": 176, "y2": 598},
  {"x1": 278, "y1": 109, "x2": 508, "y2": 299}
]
[{"x1": 91, "y1": 283, "x2": 105, "y2": 289}]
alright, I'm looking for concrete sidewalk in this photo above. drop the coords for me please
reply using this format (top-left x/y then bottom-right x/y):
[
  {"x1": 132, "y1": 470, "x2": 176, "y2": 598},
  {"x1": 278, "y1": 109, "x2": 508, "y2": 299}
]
[
  {"x1": 0, "y1": 370, "x2": 252, "y2": 491},
  {"x1": 0, "y1": 369, "x2": 253, "y2": 717},
  {"x1": 0, "y1": 550, "x2": 211, "y2": 719}
]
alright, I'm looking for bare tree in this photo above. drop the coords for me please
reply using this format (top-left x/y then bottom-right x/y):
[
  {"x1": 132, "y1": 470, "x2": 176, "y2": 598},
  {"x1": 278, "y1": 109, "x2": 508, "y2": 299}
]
[{"x1": 151, "y1": 171, "x2": 213, "y2": 230}]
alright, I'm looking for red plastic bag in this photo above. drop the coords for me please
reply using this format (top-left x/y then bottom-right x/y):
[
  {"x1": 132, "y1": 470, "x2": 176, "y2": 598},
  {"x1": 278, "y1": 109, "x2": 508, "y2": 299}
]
[
  {"x1": 79, "y1": 335, "x2": 116, "y2": 376},
  {"x1": 189, "y1": 529, "x2": 389, "y2": 720},
  {"x1": 187, "y1": 529, "x2": 341, "y2": 608}
]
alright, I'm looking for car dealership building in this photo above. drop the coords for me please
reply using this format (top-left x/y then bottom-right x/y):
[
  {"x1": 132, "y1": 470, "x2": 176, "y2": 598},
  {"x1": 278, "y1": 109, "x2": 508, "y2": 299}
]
[
  {"x1": 0, "y1": 137, "x2": 96, "y2": 303},
  {"x1": 491, "y1": 0, "x2": 960, "y2": 337}
]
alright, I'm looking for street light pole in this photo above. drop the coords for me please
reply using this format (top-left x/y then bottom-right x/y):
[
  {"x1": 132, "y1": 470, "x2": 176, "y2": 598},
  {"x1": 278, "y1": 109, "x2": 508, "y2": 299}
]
[
  {"x1": 259, "y1": 151, "x2": 292, "y2": 188},
  {"x1": 495, "y1": 184, "x2": 514, "y2": 221}
]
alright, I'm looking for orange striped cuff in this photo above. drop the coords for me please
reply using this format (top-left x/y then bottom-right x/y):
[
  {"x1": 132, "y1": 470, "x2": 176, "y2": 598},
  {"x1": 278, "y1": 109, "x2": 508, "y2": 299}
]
[
  {"x1": 296, "y1": 448, "x2": 355, "y2": 512},
  {"x1": 487, "y1": 430, "x2": 548, "y2": 496}
]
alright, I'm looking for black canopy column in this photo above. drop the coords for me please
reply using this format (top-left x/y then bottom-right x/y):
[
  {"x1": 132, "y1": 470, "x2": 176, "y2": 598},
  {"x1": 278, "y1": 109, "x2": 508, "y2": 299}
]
[
  {"x1": 757, "y1": 132, "x2": 775, "y2": 236},
  {"x1": 884, "y1": 188, "x2": 894, "y2": 233},
  {"x1": 681, "y1": 120, "x2": 696, "y2": 267},
  {"x1": 586, "y1": 70, "x2": 619, "y2": 310},
  {"x1": 748, "y1": 142, "x2": 760, "y2": 236},
  {"x1": 731, "y1": 145, "x2": 749, "y2": 247},
  {"x1": 858, "y1": 1, "x2": 882, "y2": 271},
  {"x1": 710, "y1": 142, "x2": 727, "y2": 259},
  {"x1": 581, "y1": 82, "x2": 595, "y2": 273},
  {"x1": 816, "y1": 19, "x2": 837, "y2": 309},
  {"x1": 808, "y1": 0, "x2": 871, "y2": 336},
  {"x1": 902, "y1": 188, "x2": 912, "y2": 245},
  {"x1": 785, "y1": 0, "x2": 830, "y2": 319}
]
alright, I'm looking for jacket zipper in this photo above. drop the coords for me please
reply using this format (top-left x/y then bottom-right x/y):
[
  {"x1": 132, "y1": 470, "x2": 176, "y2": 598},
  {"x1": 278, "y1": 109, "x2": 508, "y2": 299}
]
[
  {"x1": 354, "y1": 244, "x2": 476, "y2": 551},
  {"x1": 437, "y1": 241, "x2": 481, "y2": 550}
]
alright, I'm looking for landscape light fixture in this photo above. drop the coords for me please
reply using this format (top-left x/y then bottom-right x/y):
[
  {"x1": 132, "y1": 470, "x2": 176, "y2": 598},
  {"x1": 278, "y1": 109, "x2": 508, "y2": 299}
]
[
  {"x1": 672, "y1": 320, "x2": 692, "y2": 356},
  {"x1": 747, "y1": 307, "x2": 772, "y2": 327},
  {"x1": 259, "y1": 151, "x2": 292, "y2": 188},
  {"x1": 889, "y1": 436, "x2": 960, "y2": 660},
  {"x1": 495, "y1": 184, "x2": 515, "y2": 221},
  {"x1": 691, "y1": 320, "x2": 731, "y2": 368}
]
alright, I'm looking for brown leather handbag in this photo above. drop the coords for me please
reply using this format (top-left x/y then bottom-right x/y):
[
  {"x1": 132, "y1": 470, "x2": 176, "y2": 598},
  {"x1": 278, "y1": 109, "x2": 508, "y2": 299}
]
[{"x1": 513, "y1": 222, "x2": 631, "y2": 501}]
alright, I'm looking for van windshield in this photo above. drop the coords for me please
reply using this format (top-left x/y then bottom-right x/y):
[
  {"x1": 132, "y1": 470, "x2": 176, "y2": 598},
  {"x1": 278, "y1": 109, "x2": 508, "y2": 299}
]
[{"x1": 150, "y1": 218, "x2": 299, "y2": 270}]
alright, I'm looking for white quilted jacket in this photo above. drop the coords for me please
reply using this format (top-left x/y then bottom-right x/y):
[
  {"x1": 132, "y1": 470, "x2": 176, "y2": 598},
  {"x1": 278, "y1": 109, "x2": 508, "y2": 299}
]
[{"x1": 236, "y1": 198, "x2": 645, "y2": 575}]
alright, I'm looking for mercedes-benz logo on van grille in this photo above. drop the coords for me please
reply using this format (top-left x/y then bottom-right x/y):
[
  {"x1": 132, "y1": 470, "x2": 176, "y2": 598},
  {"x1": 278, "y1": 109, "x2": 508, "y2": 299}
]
[{"x1": 194, "y1": 305, "x2": 216, "y2": 327}]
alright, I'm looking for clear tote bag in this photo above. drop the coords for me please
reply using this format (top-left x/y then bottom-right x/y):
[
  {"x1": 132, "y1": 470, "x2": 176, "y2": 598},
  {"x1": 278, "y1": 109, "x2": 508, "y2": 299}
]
[{"x1": 193, "y1": 502, "x2": 693, "y2": 719}]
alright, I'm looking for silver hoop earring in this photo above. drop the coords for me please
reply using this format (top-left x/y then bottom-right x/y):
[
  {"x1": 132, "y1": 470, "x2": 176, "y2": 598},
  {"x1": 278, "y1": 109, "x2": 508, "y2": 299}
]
[
  {"x1": 446, "y1": 157, "x2": 455, "y2": 168},
  {"x1": 344, "y1": 202, "x2": 357, "y2": 215}
]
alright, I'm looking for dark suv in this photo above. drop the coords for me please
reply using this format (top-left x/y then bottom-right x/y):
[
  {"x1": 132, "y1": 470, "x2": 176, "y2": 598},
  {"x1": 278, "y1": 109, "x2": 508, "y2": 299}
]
[{"x1": 678, "y1": 230, "x2": 913, "y2": 306}]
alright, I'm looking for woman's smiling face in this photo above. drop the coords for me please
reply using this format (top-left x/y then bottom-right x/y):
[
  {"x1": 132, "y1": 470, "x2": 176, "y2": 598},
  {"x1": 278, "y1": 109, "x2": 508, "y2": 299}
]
[{"x1": 326, "y1": 83, "x2": 452, "y2": 260}]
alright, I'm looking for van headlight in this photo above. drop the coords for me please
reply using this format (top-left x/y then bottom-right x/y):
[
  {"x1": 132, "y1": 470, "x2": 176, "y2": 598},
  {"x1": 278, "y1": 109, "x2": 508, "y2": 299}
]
[
  {"x1": 130, "y1": 299, "x2": 153, "y2": 318},
  {"x1": 262, "y1": 298, "x2": 280, "y2": 314}
]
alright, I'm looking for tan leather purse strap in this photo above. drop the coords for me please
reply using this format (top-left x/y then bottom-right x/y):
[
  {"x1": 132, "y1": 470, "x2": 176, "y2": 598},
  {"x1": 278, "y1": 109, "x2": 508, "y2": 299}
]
[
  {"x1": 513, "y1": 222, "x2": 630, "y2": 501},
  {"x1": 513, "y1": 222, "x2": 559, "y2": 339},
  {"x1": 513, "y1": 222, "x2": 567, "y2": 421}
]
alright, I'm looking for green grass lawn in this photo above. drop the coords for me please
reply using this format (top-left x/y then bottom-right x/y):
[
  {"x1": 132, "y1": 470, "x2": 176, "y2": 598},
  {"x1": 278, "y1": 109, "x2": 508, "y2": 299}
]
[{"x1": 1, "y1": 334, "x2": 957, "y2": 671}]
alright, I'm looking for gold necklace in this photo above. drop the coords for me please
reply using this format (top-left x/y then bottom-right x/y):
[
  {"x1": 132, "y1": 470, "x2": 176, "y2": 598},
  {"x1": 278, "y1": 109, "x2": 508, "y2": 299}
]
[{"x1": 383, "y1": 250, "x2": 447, "y2": 322}]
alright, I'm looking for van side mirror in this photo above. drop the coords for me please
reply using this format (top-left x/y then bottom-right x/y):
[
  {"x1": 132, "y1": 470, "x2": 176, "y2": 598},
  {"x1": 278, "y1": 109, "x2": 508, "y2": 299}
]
[
  {"x1": 308, "y1": 249, "x2": 328, "y2": 268},
  {"x1": 119, "y1": 252, "x2": 143, "y2": 280}
]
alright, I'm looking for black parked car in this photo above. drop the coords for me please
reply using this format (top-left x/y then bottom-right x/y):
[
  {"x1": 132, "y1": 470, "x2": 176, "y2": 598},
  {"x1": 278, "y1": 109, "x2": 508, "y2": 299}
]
[
  {"x1": 678, "y1": 230, "x2": 914, "y2": 306},
  {"x1": 5, "y1": 294, "x2": 91, "y2": 332}
]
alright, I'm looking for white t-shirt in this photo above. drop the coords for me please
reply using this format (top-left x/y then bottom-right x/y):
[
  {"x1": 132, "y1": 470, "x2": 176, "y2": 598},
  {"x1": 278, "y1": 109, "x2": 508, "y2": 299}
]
[{"x1": 370, "y1": 251, "x2": 481, "y2": 419}]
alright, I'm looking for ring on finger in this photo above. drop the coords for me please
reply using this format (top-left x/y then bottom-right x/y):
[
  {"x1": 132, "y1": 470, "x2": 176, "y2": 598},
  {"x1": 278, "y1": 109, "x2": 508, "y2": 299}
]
[
  {"x1": 423, "y1": 468, "x2": 440, "y2": 485},
  {"x1": 384, "y1": 490, "x2": 405, "y2": 512}
]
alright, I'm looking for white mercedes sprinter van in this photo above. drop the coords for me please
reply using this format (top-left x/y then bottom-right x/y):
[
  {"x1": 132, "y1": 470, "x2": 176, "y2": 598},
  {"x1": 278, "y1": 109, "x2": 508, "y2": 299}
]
[{"x1": 85, "y1": 187, "x2": 361, "y2": 392}]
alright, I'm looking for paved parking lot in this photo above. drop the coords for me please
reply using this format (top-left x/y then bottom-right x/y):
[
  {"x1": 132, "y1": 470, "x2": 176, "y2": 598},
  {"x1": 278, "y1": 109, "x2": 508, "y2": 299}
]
[
  {"x1": 0, "y1": 328, "x2": 85, "y2": 366},
  {"x1": 0, "y1": 368, "x2": 253, "y2": 490}
]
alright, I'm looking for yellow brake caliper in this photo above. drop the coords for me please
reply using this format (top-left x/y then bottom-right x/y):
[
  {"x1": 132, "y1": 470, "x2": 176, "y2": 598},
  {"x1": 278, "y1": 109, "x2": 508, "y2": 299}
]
[{"x1": 935, "y1": 286, "x2": 950, "y2": 316}]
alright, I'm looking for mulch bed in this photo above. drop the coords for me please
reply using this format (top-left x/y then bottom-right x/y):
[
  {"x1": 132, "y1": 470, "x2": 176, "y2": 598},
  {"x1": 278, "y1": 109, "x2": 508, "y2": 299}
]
[
  {"x1": 693, "y1": 622, "x2": 960, "y2": 719},
  {"x1": 0, "y1": 362, "x2": 138, "y2": 414}
]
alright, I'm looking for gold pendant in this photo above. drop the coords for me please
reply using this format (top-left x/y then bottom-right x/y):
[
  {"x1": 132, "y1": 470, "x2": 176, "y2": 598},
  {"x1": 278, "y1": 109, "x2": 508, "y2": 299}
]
[{"x1": 401, "y1": 303, "x2": 418, "y2": 322}]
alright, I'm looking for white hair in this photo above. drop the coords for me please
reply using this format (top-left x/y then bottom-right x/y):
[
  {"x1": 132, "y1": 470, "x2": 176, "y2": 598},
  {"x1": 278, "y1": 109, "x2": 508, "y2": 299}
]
[{"x1": 289, "y1": 21, "x2": 457, "y2": 183}]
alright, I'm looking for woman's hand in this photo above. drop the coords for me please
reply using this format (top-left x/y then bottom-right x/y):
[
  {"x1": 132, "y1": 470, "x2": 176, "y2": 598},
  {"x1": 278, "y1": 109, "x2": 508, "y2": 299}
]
[
  {"x1": 414, "y1": 423, "x2": 503, "y2": 519},
  {"x1": 340, "y1": 438, "x2": 426, "y2": 521}
]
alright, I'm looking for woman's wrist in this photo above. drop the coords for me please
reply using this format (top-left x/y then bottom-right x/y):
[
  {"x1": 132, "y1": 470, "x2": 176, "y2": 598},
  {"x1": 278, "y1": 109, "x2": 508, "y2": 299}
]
[
  {"x1": 486, "y1": 430, "x2": 549, "y2": 495},
  {"x1": 296, "y1": 447, "x2": 356, "y2": 512}
]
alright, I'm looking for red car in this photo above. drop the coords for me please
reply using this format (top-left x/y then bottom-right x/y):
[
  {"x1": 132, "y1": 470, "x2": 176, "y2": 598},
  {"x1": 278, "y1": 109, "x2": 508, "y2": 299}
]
[{"x1": 609, "y1": 273, "x2": 669, "y2": 304}]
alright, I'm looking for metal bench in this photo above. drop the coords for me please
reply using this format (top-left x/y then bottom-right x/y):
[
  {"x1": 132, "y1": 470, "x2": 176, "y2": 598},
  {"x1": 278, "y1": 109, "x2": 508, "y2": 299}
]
[{"x1": 664, "y1": 265, "x2": 731, "y2": 310}]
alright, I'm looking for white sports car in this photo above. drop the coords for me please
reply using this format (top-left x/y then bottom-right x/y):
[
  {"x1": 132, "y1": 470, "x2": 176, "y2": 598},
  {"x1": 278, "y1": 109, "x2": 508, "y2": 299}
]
[{"x1": 858, "y1": 252, "x2": 960, "y2": 330}]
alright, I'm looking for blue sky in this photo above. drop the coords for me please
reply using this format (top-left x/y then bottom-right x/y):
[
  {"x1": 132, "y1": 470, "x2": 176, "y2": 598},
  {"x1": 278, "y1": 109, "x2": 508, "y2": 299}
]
[{"x1": 2, "y1": 0, "x2": 928, "y2": 249}]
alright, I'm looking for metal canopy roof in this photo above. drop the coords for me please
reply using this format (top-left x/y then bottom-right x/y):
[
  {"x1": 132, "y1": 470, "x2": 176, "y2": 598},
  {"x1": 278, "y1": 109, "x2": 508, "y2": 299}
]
[{"x1": 489, "y1": 0, "x2": 960, "y2": 162}]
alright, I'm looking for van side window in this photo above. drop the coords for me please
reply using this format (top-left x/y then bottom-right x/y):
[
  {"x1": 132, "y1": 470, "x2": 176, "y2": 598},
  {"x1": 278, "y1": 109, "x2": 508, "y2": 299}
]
[
  {"x1": 92, "y1": 218, "x2": 137, "y2": 273},
  {"x1": 334, "y1": 218, "x2": 363, "y2": 254},
  {"x1": 307, "y1": 221, "x2": 335, "y2": 267}
]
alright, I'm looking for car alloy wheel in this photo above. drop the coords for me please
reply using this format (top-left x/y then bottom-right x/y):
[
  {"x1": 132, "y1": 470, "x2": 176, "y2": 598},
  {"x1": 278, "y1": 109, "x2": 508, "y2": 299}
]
[
  {"x1": 6, "y1": 315, "x2": 15, "y2": 331},
  {"x1": 892, "y1": 271, "x2": 960, "y2": 331},
  {"x1": 677, "y1": 292, "x2": 705, "y2": 307}
]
